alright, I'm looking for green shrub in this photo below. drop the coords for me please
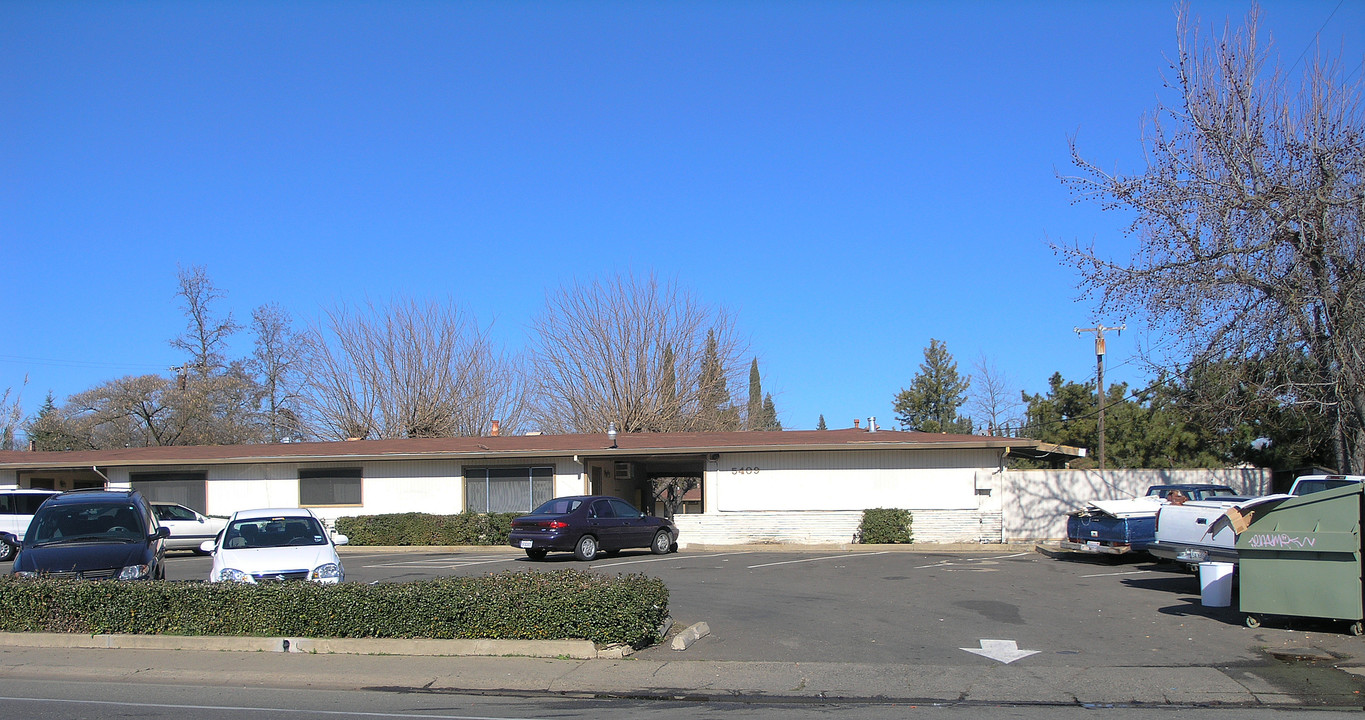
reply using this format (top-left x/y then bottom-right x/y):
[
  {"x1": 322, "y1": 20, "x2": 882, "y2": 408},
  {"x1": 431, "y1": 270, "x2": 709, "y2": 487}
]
[
  {"x1": 0, "y1": 570, "x2": 668, "y2": 647},
  {"x1": 858, "y1": 507, "x2": 913, "y2": 544},
  {"x1": 335, "y1": 512, "x2": 521, "y2": 546}
]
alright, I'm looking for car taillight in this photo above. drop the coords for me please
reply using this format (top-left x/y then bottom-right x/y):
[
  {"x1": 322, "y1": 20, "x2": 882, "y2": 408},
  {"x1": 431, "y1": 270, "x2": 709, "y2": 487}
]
[{"x1": 540, "y1": 520, "x2": 568, "y2": 529}]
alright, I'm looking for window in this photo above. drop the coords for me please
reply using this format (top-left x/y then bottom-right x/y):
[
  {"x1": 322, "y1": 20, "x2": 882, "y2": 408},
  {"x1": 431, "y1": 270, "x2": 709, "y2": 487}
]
[
  {"x1": 465, "y1": 466, "x2": 553, "y2": 513},
  {"x1": 0, "y1": 492, "x2": 53, "y2": 515},
  {"x1": 299, "y1": 468, "x2": 363, "y2": 507},
  {"x1": 130, "y1": 472, "x2": 207, "y2": 512}
]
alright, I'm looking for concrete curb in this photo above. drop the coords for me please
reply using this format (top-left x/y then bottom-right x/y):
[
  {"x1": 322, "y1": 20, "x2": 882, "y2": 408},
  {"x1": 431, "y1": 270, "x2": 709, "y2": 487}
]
[
  {"x1": 0, "y1": 632, "x2": 600, "y2": 659},
  {"x1": 670, "y1": 622, "x2": 710, "y2": 650}
]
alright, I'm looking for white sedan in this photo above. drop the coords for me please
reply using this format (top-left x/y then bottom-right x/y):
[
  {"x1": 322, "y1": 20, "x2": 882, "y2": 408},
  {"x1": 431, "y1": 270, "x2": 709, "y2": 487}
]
[
  {"x1": 151, "y1": 502, "x2": 227, "y2": 554},
  {"x1": 200, "y1": 508, "x2": 348, "y2": 583}
]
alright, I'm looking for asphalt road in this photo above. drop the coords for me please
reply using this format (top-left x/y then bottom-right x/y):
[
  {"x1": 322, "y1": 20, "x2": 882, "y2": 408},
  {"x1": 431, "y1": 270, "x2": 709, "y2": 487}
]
[{"x1": 5, "y1": 677, "x2": 1362, "y2": 720}]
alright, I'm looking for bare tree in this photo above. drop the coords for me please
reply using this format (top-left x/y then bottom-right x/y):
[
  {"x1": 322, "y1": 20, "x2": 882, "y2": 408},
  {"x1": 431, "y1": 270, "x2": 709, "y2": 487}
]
[
  {"x1": 66, "y1": 374, "x2": 177, "y2": 447},
  {"x1": 968, "y1": 354, "x2": 1024, "y2": 436},
  {"x1": 0, "y1": 379, "x2": 25, "y2": 450},
  {"x1": 300, "y1": 298, "x2": 524, "y2": 440},
  {"x1": 1058, "y1": 6, "x2": 1365, "y2": 471},
  {"x1": 528, "y1": 273, "x2": 747, "y2": 434},
  {"x1": 250, "y1": 303, "x2": 308, "y2": 442},
  {"x1": 170, "y1": 265, "x2": 241, "y2": 376}
]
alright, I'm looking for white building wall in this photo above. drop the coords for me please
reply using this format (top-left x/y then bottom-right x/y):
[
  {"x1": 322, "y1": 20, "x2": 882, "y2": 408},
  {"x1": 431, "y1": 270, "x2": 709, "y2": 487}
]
[
  {"x1": 103, "y1": 457, "x2": 584, "y2": 524},
  {"x1": 0, "y1": 470, "x2": 15, "y2": 488},
  {"x1": 709, "y1": 449, "x2": 994, "y2": 511},
  {"x1": 678, "y1": 449, "x2": 1004, "y2": 545}
]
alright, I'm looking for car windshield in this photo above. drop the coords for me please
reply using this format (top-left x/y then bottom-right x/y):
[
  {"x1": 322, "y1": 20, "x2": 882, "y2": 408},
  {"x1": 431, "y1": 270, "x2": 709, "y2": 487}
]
[
  {"x1": 154, "y1": 504, "x2": 197, "y2": 521},
  {"x1": 1200, "y1": 488, "x2": 1238, "y2": 498},
  {"x1": 222, "y1": 516, "x2": 327, "y2": 549},
  {"x1": 532, "y1": 498, "x2": 583, "y2": 515},
  {"x1": 29, "y1": 504, "x2": 145, "y2": 546}
]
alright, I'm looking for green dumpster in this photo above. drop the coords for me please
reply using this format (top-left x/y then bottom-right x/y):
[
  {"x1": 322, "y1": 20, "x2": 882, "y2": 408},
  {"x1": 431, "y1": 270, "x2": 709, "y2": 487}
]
[{"x1": 1236, "y1": 482, "x2": 1364, "y2": 634}]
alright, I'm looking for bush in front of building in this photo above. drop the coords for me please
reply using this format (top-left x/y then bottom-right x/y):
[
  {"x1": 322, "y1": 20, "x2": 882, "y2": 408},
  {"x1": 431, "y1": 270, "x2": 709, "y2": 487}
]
[
  {"x1": 0, "y1": 569, "x2": 669, "y2": 647},
  {"x1": 857, "y1": 508, "x2": 913, "y2": 544},
  {"x1": 335, "y1": 511, "x2": 521, "y2": 546}
]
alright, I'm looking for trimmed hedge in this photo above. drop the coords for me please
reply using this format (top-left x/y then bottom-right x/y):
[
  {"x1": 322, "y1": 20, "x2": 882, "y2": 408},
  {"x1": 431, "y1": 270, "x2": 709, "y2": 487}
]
[
  {"x1": 335, "y1": 512, "x2": 520, "y2": 546},
  {"x1": 0, "y1": 570, "x2": 669, "y2": 647},
  {"x1": 858, "y1": 507, "x2": 913, "y2": 544}
]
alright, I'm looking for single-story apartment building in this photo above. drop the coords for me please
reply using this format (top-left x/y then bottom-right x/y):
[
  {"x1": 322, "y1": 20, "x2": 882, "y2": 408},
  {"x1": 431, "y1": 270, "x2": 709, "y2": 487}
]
[{"x1": 0, "y1": 426, "x2": 1086, "y2": 545}]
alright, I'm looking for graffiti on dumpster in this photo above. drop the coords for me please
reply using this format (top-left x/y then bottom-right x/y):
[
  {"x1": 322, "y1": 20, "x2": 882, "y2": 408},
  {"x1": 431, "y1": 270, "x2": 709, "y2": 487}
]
[{"x1": 1245, "y1": 533, "x2": 1316, "y2": 549}]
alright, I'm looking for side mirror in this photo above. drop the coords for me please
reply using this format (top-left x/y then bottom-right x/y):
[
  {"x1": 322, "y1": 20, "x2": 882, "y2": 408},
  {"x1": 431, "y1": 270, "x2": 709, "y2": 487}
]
[
  {"x1": 199, "y1": 539, "x2": 216, "y2": 554},
  {"x1": 155, "y1": 527, "x2": 171, "y2": 539},
  {"x1": 332, "y1": 534, "x2": 349, "y2": 546}
]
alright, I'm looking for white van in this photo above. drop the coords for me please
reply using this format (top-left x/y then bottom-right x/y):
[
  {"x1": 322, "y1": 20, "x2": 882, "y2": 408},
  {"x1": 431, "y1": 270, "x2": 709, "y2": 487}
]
[{"x1": 0, "y1": 489, "x2": 60, "y2": 561}]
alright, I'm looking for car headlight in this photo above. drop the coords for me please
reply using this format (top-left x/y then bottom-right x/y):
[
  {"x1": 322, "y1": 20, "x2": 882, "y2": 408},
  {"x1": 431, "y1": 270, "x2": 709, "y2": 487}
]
[
  {"x1": 216, "y1": 568, "x2": 254, "y2": 583},
  {"x1": 12, "y1": 571, "x2": 37, "y2": 579},
  {"x1": 118, "y1": 564, "x2": 151, "y2": 580},
  {"x1": 311, "y1": 563, "x2": 342, "y2": 582}
]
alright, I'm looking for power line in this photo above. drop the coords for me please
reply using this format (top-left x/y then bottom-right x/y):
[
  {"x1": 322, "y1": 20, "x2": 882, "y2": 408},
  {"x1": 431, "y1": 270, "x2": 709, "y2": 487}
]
[
  {"x1": 0, "y1": 354, "x2": 165, "y2": 372},
  {"x1": 1284, "y1": 0, "x2": 1346, "y2": 79}
]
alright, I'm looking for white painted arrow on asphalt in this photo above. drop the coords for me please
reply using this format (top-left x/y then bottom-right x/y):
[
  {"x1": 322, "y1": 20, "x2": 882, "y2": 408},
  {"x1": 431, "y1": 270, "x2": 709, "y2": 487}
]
[{"x1": 960, "y1": 639, "x2": 1040, "y2": 664}]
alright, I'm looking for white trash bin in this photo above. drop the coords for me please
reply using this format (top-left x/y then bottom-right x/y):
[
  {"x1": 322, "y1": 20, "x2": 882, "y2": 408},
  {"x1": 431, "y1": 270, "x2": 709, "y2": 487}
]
[{"x1": 1199, "y1": 561, "x2": 1235, "y2": 607}]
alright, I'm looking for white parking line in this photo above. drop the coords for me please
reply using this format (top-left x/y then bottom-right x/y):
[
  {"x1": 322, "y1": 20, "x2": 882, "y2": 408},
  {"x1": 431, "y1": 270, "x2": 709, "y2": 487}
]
[
  {"x1": 747, "y1": 551, "x2": 890, "y2": 569},
  {"x1": 1081, "y1": 570, "x2": 1151, "y2": 578},
  {"x1": 361, "y1": 557, "x2": 517, "y2": 569},
  {"x1": 590, "y1": 551, "x2": 750, "y2": 569}
]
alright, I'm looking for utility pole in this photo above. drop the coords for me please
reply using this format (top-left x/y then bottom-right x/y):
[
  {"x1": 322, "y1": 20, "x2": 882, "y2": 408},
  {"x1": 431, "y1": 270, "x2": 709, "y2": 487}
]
[{"x1": 1074, "y1": 324, "x2": 1125, "y2": 470}]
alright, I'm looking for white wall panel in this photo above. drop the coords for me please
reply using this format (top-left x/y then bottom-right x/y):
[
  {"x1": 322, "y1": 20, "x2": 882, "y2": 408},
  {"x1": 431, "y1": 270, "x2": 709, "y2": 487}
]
[{"x1": 711, "y1": 450, "x2": 997, "y2": 511}]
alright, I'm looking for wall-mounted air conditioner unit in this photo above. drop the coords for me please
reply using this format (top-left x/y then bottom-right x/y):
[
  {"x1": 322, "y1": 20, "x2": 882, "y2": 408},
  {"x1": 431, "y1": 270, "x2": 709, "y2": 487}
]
[{"x1": 614, "y1": 461, "x2": 634, "y2": 480}]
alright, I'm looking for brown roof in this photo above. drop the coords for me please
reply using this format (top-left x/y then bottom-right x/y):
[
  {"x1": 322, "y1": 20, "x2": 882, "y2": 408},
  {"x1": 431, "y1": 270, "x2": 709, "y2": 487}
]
[{"x1": 0, "y1": 428, "x2": 1043, "y2": 470}]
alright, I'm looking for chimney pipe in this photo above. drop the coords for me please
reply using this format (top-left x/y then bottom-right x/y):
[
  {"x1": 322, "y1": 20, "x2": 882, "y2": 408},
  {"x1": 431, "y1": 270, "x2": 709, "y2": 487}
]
[
  {"x1": 868, "y1": 417, "x2": 877, "y2": 432},
  {"x1": 853, "y1": 419, "x2": 860, "y2": 429},
  {"x1": 490, "y1": 420, "x2": 500, "y2": 437}
]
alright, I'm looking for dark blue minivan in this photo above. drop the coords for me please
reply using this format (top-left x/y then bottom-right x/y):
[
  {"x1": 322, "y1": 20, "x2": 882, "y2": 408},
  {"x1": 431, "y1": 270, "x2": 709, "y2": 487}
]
[{"x1": 11, "y1": 488, "x2": 169, "y2": 580}]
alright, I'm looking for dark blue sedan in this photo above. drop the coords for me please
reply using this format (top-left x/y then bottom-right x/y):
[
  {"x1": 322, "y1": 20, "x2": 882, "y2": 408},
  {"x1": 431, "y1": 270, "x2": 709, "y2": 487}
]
[{"x1": 509, "y1": 495, "x2": 679, "y2": 561}]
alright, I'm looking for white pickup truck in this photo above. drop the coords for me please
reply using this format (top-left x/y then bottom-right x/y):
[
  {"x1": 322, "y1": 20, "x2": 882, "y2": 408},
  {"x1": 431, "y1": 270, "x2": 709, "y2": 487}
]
[{"x1": 1148, "y1": 475, "x2": 1364, "y2": 565}]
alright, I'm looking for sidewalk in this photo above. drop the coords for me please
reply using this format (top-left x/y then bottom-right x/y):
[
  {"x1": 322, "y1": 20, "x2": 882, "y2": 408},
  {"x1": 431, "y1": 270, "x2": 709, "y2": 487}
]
[
  {"x1": 0, "y1": 642, "x2": 1310, "y2": 704},
  {"x1": 0, "y1": 644, "x2": 1313, "y2": 706}
]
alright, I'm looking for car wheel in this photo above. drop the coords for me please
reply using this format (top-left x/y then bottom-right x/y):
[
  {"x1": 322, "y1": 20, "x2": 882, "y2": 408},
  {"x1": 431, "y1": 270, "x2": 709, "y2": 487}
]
[
  {"x1": 525, "y1": 548, "x2": 547, "y2": 560},
  {"x1": 0, "y1": 540, "x2": 13, "y2": 562},
  {"x1": 651, "y1": 530, "x2": 672, "y2": 555},
  {"x1": 574, "y1": 535, "x2": 598, "y2": 561}
]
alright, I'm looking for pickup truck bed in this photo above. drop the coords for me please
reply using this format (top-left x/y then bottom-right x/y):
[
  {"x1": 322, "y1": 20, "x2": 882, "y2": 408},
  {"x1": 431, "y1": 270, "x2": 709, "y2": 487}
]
[{"x1": 1060, "y1": 484, "x2": 1238, "y2": 556}]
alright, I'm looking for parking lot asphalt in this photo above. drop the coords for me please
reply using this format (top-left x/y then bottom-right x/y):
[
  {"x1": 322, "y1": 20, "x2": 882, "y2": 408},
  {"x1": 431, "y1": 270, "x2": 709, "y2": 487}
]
[{"x1": 4, "y1": 544, "x2": 1365, "y2": 707}]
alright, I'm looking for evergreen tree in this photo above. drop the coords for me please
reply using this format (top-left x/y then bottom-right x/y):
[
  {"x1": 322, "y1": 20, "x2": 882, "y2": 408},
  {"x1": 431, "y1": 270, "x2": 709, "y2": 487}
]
[
  {"x1": 817, "y1": 414, "x2": 827, "y2": 431},
  {"x1": 25, "y1": 391, "x2": 84, "y2": 451},
  {"x1": 657, "y1": 343, "x2": 678, "y2": 431},
  {"x1": 893, "y1": 339, "x2": 972, "y2": 433},
  {"x1": 746, "y1": 358, "x2": 762, "y2": 429},
  {"x1": 761, "y1": 393, "x2": 781, "y2": 431},
  {"x1": 697, "y1": 329, "x2": 739, "y2": 430}
]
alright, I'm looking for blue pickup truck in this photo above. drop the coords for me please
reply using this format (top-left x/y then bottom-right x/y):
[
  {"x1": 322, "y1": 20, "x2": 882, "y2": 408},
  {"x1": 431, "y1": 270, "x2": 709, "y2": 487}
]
[{"x1": 1062, "y1": 484, "x2": 1241, "y2": 556}]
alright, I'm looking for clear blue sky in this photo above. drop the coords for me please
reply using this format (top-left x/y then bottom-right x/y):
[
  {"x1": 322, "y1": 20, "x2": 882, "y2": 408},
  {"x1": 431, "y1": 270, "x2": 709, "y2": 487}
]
[{"x1": 3, "y1": 1, "x2": 1362, "y2": 433}]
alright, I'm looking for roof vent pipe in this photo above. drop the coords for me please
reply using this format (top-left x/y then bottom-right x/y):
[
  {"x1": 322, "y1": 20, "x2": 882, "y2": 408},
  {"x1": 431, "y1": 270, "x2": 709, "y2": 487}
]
[{"x1": 868, "y1": 417, "x2": 878, "y2": 432}]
